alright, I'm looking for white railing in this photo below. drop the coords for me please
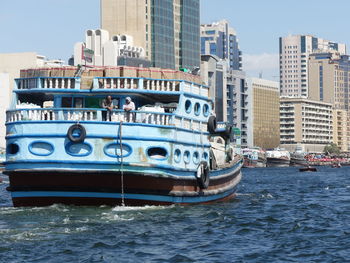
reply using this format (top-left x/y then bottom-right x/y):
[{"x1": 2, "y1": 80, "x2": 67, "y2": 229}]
[
  {"x1": 143, "y1": 79, "x2": 180, "y2": 92},
  {"x1": 6, "y1": 109, "x2": 209, "y2": 133},
  {"x1": 5, "y1": 109, "x2": 197, "y2": 130},
  {"x1": 96, "y1": 77, "x2": 180, "y2": 92},
  {"x1": 16, "y1": 77, "x2": 77, "y2": 90},
  {"x1": 16, "y1": 76, "x2": 209, "y2": 98},
  {"x1": 42, "y1": 78, "x2": 76, "y2": 89},
  {"x1": 17, "y1": 78, "x2": 39, "y2": 90},
  {"x1": 94, "y1": 77, "x2": 209, "y2": 97},
  {"x1": 98, "y1": 78, "x2": 138, "y2": 90}
]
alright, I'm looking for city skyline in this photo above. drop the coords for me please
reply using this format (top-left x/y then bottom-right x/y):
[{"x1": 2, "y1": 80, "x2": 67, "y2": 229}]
[{"x1": 1, "y1": 0, "x2": 350, "y2": 80}]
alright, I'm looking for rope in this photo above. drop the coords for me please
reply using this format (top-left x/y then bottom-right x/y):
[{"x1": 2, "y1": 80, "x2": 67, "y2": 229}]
[{"x1": 119, "y1": 121, "x2": 125, "y2": 206}]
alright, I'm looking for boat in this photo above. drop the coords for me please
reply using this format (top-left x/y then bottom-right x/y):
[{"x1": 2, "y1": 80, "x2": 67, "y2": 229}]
[
  {"x1": 290, "y1": 152, "x2": 308, "y2": 166},
  {"x1": 242, "y1": 148, "x2": 266, "y2": 168},
  {"x1": 331, "y1": 163, "x2": 341, "y2": 168},
  {"x1": 266, "y1": 148, "x2": 290, "y2": 167},
  {"x1": 299, "y1": 166, "x2": 317, "y2": 172},
  {"x1": 3, "y1": 66, "x2": 243, "y2": 207},
  {"x1": 290, "y1": 145, "x2": 308, "y2": 167}
]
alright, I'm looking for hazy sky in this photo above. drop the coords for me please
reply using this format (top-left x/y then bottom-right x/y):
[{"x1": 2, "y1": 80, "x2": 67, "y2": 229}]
[{"x1": 1, "y1": 0, "x2": 350, "y2": 80}]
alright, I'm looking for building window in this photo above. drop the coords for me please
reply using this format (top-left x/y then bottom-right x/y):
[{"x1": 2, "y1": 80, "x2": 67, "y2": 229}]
[{"x1": 206, "y1": 30, "x2": 216, "y2": 35}]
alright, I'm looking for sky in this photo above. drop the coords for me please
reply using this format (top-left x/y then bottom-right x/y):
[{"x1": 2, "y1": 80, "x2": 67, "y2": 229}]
[{"x1": 1, "y1": 0, "x2": 350, "y2": 80}]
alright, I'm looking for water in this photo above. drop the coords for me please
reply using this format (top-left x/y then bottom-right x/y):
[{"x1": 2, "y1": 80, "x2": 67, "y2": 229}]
[{"x1": 0, "y1": 166, "x2": 349, "y2": 263}]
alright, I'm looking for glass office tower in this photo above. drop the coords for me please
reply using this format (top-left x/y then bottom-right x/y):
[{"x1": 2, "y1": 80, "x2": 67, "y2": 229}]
[{"x1": 101, "y1": 0, "x2": 200, "y2": 70}]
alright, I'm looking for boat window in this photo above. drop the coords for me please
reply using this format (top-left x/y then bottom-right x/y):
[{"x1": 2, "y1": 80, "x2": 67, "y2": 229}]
[
  {"x1": 193, "y1": 151, "x2": 200, "y2": 164},
  {"x1": 7, "y1": 143, "x2": 19, "y2": 155},
  {"x1": 203, "y1": 104, "x2": 209, "y2": 117},
  {"x1": 85, "y1": 97, "x2": 102, "y2": 108},
  {"x1": 174, "y1": 149, "x2": 181, "y2": 163},
  {"x1": 17, "y1": 93, "x2": 53, "y2": 108},
  {"x1": 62, "y1": 97, "x2": 85, "y2": 108},
  {"x1": 62, "y1": 97, "x2": 73, "y2": 108},
  {"x1": 185, "y1": 100, "x2": 192, "y2": 113},
  {"x1": 202, "y1": 152, "x2": 209, "y2": 161},
  {"x1": 184, "y1": 151, "x2": 190, "y2": 163},
  {"x1": 194, "y1": 103, "x2": 201, "y2": 116},
  {"x1": 147, "y1": 147, "x2": 168, "y2": 160},
  {"x1": 74, "y1": 98, "x2": 84, "y2": 108}
]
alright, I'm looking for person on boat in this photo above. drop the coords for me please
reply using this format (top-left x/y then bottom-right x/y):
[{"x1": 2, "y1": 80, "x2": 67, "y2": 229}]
[
  {"x1": 123, "y1": 97, "x2": 135, "y2": 122},
  {"x1": 102, "y1": 95, "x2": 115, "y2": 121}
]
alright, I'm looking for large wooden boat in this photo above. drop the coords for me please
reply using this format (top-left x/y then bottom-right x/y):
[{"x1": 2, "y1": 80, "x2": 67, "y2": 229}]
[
  {"x1": 266, "y1": 148, "x2": 290, "y2": 167},
  {"x1": 4, "y1": 67, "x2": 243, "y2": 207},
  {"x1": 242, "y1": 148, "x2": 266, "y2": 168}
]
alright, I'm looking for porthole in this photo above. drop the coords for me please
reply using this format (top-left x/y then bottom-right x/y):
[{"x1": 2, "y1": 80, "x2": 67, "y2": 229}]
[
  {"x1": 29, "y1": 141, "x2": 54, "y2": 156},
  {"x1": 185, "y1": 100, "x2": 192, "y2": 113},
  {"x1": 147, "y1": 147, "x2": 168, "y2": 160},
  {"x1": 203, "y1": 104, "x2": 210, "y2": 117},
  {"x1": 174, "y1": 149, "x2": 181, "y2": 163},
  {"x1": 194, "y1": 103, "x2": 201, "y2": 116},
  {"x1": 184, "y1": 150, "x2": 190, "y2": 164},
  {"x1": 193, "y1": 151, "x2": 200, "y2": 164},
  {"x1": 65, "y1": 142, "x2": 92, "y2": 157},
  {"x1": 104, "y1": 143, "x2": 132, "y2": 158},
  {"x1": 7, "y1": 143, "x2": 19, "y2": 155},
  {"x1": 202, "y1": 152, "x2": 209, "y2": 161}
]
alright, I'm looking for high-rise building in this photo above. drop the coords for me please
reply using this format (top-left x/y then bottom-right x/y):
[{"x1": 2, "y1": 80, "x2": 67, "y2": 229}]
[
  {"x1": 201, "y1": 20, "x2": 242, "y2": 70},
  {"x1": 279, "y1": 35, "x2": 346, "y2": 98},
  {"x1": 200, "y1": 55, "x2": 251, "y2": 147},
  {"x1": 333, "y1": 109, "x2": 348, "y2": 152},
  {"x1": 309, "y1": 52, "x2": 350, "y2": 110},
  {"x1": 200, "y1": 20, "x2": 249, "y2": 146},
  {"x1": 226, "y1": 70, "x2": 251, "y2": 146},
  {"x1": 280, "y1": 98, "x2": 333, "y2": 153},
  {"x1": 100, "y1": 0, "x2": 200, "y2": 70},
  {"x1": 246, "y1": 78, "x2": 280, "y2": 149},
  {"x1": 308, "y1": 52, "x2": 350, "y2": 151}
]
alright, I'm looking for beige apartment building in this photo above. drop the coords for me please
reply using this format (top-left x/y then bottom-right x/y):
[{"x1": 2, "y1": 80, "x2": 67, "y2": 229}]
[
  {"x1": 246, "y1": 78, "x2": 280, "y2": 149},
  {"x1": 333, "y1": 109, "x2": 348, "y2": 152},
  {"x1": 101, "y1": 0, "x2": 200, "y2": 70},
  {"x1": 280, "y1": 98, "x2": 333, "y2": 153},
  {"x1": 308, "y1": 52, "x2": 350, "y2": 151},
  {"x1": 279, "y1": 35, "x2": 346, "y2": 98}
]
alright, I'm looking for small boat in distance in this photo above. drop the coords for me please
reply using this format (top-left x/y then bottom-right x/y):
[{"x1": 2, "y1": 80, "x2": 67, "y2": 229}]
[
  {"x1": 331, "y1": 163, "x2": 341, "y2": 168},
  {"x1": 299, "y1": 166, "x2": 317, "y2": 172}
]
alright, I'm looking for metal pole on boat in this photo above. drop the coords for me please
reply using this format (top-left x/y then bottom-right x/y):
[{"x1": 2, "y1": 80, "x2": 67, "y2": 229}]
[{"x1": 119, "y1": 121, "x2": 125, "y2": 206}]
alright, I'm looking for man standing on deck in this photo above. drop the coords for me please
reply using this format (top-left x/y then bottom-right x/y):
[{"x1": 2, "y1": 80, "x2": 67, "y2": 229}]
[
  {"x1": 102, "y1": 95, "x2": 115, "y2": 121},
  {"x1": 123, "y1": 97, "x2": 135, "y2": 122}
]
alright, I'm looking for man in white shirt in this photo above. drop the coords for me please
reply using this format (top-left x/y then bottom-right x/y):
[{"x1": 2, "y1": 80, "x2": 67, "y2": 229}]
[{"x1": 123, "y1": 97, "x2": 135, "y2": 122}]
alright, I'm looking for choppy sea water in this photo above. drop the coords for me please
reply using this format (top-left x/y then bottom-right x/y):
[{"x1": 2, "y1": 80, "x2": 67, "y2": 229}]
[{"x1": 0, "y1": 166, "x2": 349, "y2": 263}]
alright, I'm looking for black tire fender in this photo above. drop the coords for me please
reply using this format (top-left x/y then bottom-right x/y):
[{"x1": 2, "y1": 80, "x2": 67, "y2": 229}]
[
  {"x1": 207, "y1": 115, "x2": 217, "y2": 134},
  {"x1": 67, "y1": 124, "x2": 86, "y2": 143},
  {"x1": 196, "y1": 161, "x2": 210, "y2": 189}
]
